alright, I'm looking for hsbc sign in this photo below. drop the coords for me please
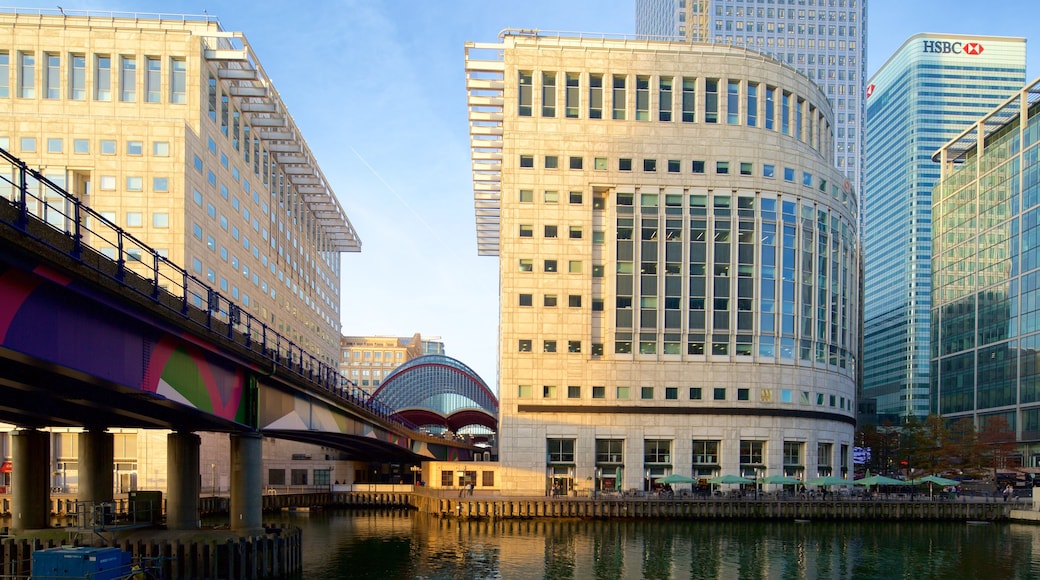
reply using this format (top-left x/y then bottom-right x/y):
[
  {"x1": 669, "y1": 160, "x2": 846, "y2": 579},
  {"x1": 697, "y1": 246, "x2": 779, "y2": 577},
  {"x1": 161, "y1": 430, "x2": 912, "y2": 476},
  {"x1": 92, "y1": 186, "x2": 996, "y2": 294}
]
[{"x1": 922, "y1": 40, "x2": 985, "y2": 55}]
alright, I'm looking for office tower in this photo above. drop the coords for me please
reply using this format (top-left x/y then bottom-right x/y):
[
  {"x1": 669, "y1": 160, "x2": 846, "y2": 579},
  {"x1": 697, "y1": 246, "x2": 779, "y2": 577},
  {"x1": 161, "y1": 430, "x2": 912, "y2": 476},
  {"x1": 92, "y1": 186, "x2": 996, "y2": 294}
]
[
  {"x1": 465, "y1": 32, "x2": 858, "y2": 494},
  {"x1": 0, "y1": 9, "x2": 359, "y2": 365},
  {"x1": 636, "y1": 0, "x2": 866, "y2": 206},
  {"x1": 864, "y1": 34, "x2": 1025, "y2": 421},
  {"x1": 933, "y1": 76, "x2": 1040, "y2": 460},
  {"x1": 339, "y1": 333, "x2": 428, "y2": 393}
]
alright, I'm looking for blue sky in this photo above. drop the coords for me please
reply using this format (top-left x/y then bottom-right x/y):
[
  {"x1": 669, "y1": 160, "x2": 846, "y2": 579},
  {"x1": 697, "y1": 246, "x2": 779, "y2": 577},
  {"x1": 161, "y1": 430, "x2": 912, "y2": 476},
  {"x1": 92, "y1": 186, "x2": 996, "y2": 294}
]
[{"x1": 14, "y1": 0, "x2": 1040, "y2": 389}]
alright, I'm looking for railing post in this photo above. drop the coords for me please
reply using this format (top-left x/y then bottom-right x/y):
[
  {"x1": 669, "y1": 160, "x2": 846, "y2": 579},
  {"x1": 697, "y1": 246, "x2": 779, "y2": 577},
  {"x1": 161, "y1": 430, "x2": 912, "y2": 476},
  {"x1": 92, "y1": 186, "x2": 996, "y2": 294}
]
[
  {"x1": 152, "y1": 253, "x2": 161, "y2": 299},
  {"x1": 16, "y1": 159, "x2": 28, "y2": 229},
  {"x1": 115, "y1": 230, "x2": 126, "y2": 281},
  {"x1": 181, "y1": 271, "x2": 190, "y2": 314},
  {"x1": 72, "y1": 197, "x2": 83, "y2": 259}
]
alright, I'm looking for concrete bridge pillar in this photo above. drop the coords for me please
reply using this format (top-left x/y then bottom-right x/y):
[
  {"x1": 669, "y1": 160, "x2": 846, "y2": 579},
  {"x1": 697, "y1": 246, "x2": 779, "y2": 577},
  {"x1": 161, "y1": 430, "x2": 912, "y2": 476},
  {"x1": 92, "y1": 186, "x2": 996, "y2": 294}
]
[
  {"x1": 230, "y1": 431, "x2": 263, "y2": 534},
  {"x1": 11, "y1": 429, "x2": 50, "y2": 532},
  {"x1": 166, "y1": 431, "x2": 200, "y2": 530},
  {"x1": 78, "y1": 428, "x2": 113, "y2": 506}
]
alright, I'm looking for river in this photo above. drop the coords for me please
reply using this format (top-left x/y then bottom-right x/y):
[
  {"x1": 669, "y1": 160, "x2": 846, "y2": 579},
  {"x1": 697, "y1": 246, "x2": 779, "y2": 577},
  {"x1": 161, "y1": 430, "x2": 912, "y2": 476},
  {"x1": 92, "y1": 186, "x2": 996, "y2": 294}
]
[{"x1": 273, "y1": 508, "x2": 1040, "y2": 579}]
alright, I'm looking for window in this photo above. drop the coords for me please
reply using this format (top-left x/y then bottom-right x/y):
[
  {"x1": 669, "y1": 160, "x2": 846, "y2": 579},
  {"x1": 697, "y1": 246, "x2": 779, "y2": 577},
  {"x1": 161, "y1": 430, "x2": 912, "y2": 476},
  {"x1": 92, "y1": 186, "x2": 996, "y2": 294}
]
[
  {"x1": 682, "y1": 77, "x2": 695, "y2": 122},
  {"x1": 544, "y1": 340, "x2": 557, "y2": 353},
  {"x1": 668, "y1": 159, "x2": 681, "y2": 173},
  {"x1": 126, "y1": 176, "x2": 143, "y2": 191},
  {"x1": 544, "y1": 294, "x2": 557, "y2": 307},
  {"x1": 170, "y1": 58, "x2": 186, "y2": 103},
  {"x1": 545, "y1": 155, "x2": 558, "y2": 169},
  {"x1": 153, "y1": 141, "x2": 169, "y2": 156},
  {"x1": 740, "y1": 162, "x2": 752, "y2": 176},
  {"x1": 519, "y1": 259, "x2": 533, "y2": 272},
  {"x1": 19, "y1": 137, "x2": 35, "y2": 152},
  {"x1": 693, "y1": 440, "x2": 720, "y2": 465},
  {"x1": 569, "y1": 157, "x2": 583, "y2": 170},
  {"x1": 569, "y1": 191, "x2": 582, "y2": 204},
  {"x1": 519, "y1": 189, "x2": 533, "y2": 202},
  {"x1": 127, "y1": 141, "x2": 143, "y2": 155},
  {"x1": 738, "y1": 388, "x2": 750, "y2": 401},
  {"x1": 153, "y1": 177, "x2": 169, "y2": 192},
  {"x1": 665, "y1": 387, "x2": 678, "y2": 400},
  {"x1": 763, "y1": 164, "x2": 775, "y2": 178},
  {"x1": 47, "y1": 138, "x2": 62, "y2": 153},
  {"x1": 69, "y1": 54, "x2": 85, "y2": 100},
  {"x1": 619, "y1": 158, "x2": 632, "y2": 171},
  {"x1": 519, "y1": 293, "x2": 533, "y2": 306},
  {"x1": 690, "y1": 387, "x2": 702, "y2": 400},
  {"x1": 569, "y1": 226, "x2": 582, "y2": 239},
  {"x1": 635, "y1": 75, "x2": 649, "y2": 120},
  {"x1": 567, "y1": 295, "x2": 582, "y2": 308},
  {"x1": 518, "y1": 72, "x2": 532, "y2": 116},
  {"x1": 547, "y1": 439, "x2": 574, "y2": 462},
  {"x1": 716, "y1": 161, "x2": 729, "y2": 174},
  {"x1": 543, "y1": 385, "x2": 557, "y2": 398},
  {"x1": 153, "y1": 213, "x2": 169, "y2": 228},
  {"x1": 0, "y1": 52, "x2": 8, "y2": 97},
  {"x1": 44, "y1": 53, "x2": 59, "y2": 99},
  {"x1": 519, "y1": 340, "x2": 532, "y2": 352},
  {"x1": 740, "y1": 441, "x2": 764, "y2": 465},
  {"x1": 568, "y1": 341, "x2": 581, "y2": 353},
  {"x1": 726, "y1": 80, "x2": 739, "y2": 124},
  {"x1": 644, "y1": 440, "x2": 671, "y2": 464},
  {"x1": 713, "y1": 387, "x2": 726, "y2": 400},
  {"x1": 592, "y1": 386, "x2": 605, "y2": 399},
  {"x1": 659, "y1": 76, "x2": 673, "y2": 121},
  {"x1": 120, "y1": 55, "x2": 136, "y2": 102},
  {"x1": 594, "y1": 157, "x2": 608, "y2": 170},
  {"x1": 544, "y1": 260, "x2": 557, "y2": 272},
  {"x1": 145, "y1": 56, "x2": 161, "y2": 102},
  {"x1": 544, "y1": 225, "x2": 558, "y2": 238},
  {"x1": 73, "y1": 139, "x2": 88, "y2": 154},
  {"x1": 567, "y1": 386, "x2": 581, "y2": 399},
  {"x1": 565, "y1": 73, "x2": 579, "y2": 118},
  {"x1": 18, "y1": 52, "x2": 34, "y2": 99},
  {"x1": 589, "y1": 74, "x2": 603, "y2": 119},
  {"x1": 95, "y1": 55, "x2": 111, "y2": 101},
  {"x1": 126, "y1": 212, "x2": 143, "y2": 227},
  {"x1": 643, "y1": 159, "x2": 657, "y2": 172},
  {"x1": 704, "y1": 79, "x2": 718, "y2": 123},
  {"x1": 519, "y1": 224, "x2": 533, "y2": 237},
  {"x1": 616, "y1": 386, "x2": 630, "y2": 400},
  {"x1": 99, "y1": 175, "x2": 116, "y2": 190},
  {"x1": 641, "y1": 386, "x2": 654, "y2": 400},
  {"x1": 519, "y1": 385, "x2": 533, "y2": 398},
  {"x1": 612, "y1": 75, "x2": 626, "y2": 119},
  {"x1": 568, "y1": 261, "x2": 582, "y2": 274},
  {"x1": 544, "y1": 190, "x2": 558, "y2": 203},
  {"x1": 692, "y1": 160, "x2": 705, "y2": 174},
  {"x1": 520, "y1": 155, "x2": 534, "y2": 168},
  {"x1": 542, "y1": 71, "x2": 556, "y2": 117}
]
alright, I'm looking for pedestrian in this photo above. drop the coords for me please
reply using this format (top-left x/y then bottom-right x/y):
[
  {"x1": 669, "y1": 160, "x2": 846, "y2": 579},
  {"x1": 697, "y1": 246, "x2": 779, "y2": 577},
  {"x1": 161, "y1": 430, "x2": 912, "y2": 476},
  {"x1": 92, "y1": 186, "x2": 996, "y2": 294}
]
[
  {"x1": 1004, "y1": 483, "x2": 1013, "y2": 502},
  {"x1": 468, "y1": 482, "x2": 474, "y2": 496}
]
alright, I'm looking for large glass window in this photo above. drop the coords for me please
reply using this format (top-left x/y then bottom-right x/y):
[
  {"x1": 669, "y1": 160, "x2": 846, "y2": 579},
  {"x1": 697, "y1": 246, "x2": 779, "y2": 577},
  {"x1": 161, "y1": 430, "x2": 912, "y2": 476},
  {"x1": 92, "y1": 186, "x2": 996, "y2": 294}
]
[
  {"x1": 565, "y1": 73, "x2": 579, "y2": 118},
  {"x1": 746, "y1": 82, "x2": 758, "y2": 127},
  {"x1": 18, "y1": 52, "x2": 34, "y2": 99},
  {"x1": 635, "y1": 75, "x2": 649, "y2": 121},
  {"x1": 596, "y1": 439, "x2": 624, "y2": 464},
  {"x1": 705, "y1": 79, "x2": 718, "y2": 123},
  {"x1": 120, "y1": 55, "x2": 136, "y2": 102},
  {"x1": 612, "y1": 74, "x2": 626, "y2": 120},
  {"x1": 518, "y1": 71, "x2": 532, "y2": 116},
  {"x1": 0, "y1": 52, "x2": 8, "y2": 97},
  {"x1": 659, "y1": 76, "x2": 672, "y2": 121},
  {"x1": 589, "y1": 74, "x2": 603, "y2": 119},
  {"x1": 547, "y1": 439, "x2": 575, "y2": 463},
  {"x1": 145, "y1": 56, "x2": 161, "y2": 102},
  {"x1": 541, "y1": 71, "x2": 556, "y2": 117},
  {"x1": 44, "y1": 53, "x2": 59, "y2": 99},
  {"x1": 69, "y1": 54, "x2": 86, "y2": 100},
  {"x1": 95, "y1": 54, "x2": 111, "y2": 101},
  {"x1": 739, "y1": 440, "x2": 764, "y2": 465},
  {"x1": 682, "y1": 77, "x2": 695, "y2": 122},
  {"x1": 726, "y1": 80, "x2": 739, "y2": 124},
  {"x1": 170, "y1": 58, "x2": 186, "y2": 103}
]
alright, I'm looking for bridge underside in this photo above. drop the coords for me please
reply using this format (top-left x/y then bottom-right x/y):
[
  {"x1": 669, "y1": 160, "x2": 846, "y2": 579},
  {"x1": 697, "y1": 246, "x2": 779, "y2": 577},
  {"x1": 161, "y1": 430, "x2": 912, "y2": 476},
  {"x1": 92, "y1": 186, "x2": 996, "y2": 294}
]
[
  {"x1": 0, "y1": 346, "x2": 239, "y2": 432},
  {"x1": 261, "y1": 429, "x2": 422, "y2": 463}
]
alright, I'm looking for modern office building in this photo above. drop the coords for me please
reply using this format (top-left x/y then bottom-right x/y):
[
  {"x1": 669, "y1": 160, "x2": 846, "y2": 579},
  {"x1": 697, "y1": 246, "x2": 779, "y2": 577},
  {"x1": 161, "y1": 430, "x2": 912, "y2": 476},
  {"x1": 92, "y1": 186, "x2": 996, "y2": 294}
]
[
  {"x1": 864, "y1": 34, "x2": 1025, "y2": 422},
  {"x1": 635, "y1": 0, "x2": 866, "y2": 209},
  {"x1": 465, "y1": 32, "x2": 858, "y2": 494},
  {"x1": 339, "y1": 333, "x2": 429, "y2": 393},
  {"x1": 932, "y1": 77, "x2": 1040, "y2": 465},
  {"x1": 0, "y1": 9, "x2": 359, "y2": 365},
  {"x1": 0, "y1": 9, "x2": 359, "y2": 497}
]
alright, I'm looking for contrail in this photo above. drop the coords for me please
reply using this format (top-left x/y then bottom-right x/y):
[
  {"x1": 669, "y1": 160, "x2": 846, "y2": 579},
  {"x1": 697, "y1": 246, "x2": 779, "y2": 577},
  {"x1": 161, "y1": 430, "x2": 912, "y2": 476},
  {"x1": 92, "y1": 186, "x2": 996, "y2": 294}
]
[{"x1": 349, "y1": 146, "x2": 448, "y2": 248}]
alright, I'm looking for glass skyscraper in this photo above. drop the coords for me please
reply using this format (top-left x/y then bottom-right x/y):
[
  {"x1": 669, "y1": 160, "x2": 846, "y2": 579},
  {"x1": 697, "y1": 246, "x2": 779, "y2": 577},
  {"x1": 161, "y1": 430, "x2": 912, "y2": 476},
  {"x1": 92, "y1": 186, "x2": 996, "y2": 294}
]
[
  {"x1": 933, "y1": 76, "x2": 1040, "y2": 461},
  {"x1": 864, "y1": 34, "x2": 1025, "y2": 421},
  {"x1": 635, "y1": 0, "x2": 866, "y2": 201}
]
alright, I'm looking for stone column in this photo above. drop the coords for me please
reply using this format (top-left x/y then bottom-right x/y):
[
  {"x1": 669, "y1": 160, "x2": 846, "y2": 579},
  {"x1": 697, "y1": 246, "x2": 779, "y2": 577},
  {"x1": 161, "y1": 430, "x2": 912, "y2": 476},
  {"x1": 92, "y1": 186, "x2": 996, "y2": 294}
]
[
  {"x1": 166, "y1": 431, "x2": 200, "y2": 530},
  {"x1": 78, "y1": 429, "x2": 114, "y2": 506},
  {"x1": 11, "y1": 429, "x2": 50, "y2": 532},
  {"x1": 230, "y1": 431, "x2": 263, "y2": 533}
]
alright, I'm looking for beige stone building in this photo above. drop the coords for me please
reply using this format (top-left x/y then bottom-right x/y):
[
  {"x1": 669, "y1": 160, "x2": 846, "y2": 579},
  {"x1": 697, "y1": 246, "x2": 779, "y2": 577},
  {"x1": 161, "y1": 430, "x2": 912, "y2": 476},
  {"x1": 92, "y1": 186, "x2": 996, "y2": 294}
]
[
  {"x1": 0, "y1": 9, "x2": 359, "y2": 500},
  {"x1": 339, "y1": 333, "x2": 429, "y2": 393},
  {"x1": 465, "y1": 32, "x2": 859, "y2": 495},
  {"x1": 0, "y1": 9, "x2": 358, "y2": 364}
]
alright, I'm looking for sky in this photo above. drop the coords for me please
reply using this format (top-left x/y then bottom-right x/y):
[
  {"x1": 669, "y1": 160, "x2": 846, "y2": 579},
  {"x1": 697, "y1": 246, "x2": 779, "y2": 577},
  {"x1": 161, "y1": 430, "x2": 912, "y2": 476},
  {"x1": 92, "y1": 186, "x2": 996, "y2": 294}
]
[{"x1": 13, "y1": 0, "x2": 1040, "y2": 391}]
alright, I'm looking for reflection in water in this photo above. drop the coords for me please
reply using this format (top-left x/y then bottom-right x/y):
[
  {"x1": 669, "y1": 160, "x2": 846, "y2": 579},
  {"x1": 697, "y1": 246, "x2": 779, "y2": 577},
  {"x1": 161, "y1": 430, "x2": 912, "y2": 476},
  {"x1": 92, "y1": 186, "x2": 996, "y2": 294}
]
[{"x1": 279, "y1": 509, "x2": 1040, "y2": 579}]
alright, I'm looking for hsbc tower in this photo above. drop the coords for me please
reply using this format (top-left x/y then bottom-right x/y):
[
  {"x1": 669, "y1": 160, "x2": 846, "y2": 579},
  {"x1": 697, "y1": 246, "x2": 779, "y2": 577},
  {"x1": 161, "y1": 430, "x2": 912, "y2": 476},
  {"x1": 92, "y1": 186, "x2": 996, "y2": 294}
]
[{"x1": 863, "y1": 34, "x2": 1026, "y2": 422}]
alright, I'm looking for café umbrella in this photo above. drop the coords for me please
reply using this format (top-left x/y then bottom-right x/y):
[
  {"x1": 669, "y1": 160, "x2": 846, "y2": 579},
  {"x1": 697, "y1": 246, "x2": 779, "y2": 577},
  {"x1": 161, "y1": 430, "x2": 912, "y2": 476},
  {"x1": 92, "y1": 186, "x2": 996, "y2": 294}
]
[
  {"x1": 909, "y1": 474, "x2": 960, "y2": 499},
  {"x1": 708, "y1": 474, "x2": 756, "y2": 485},
  {"x1": 805, "y1": 475, "x2": 853, "y2": 487},
  {"x1": 655, "y1": 473, "x2": 697, "y2": 485}
]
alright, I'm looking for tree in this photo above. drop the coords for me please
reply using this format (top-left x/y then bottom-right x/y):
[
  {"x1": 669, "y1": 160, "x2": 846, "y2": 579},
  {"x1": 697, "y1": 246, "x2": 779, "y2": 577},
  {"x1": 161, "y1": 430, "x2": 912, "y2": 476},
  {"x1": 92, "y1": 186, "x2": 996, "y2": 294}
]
[
  {"x1": 978, "y1": 415, "x2": 1017, "y2": 479},
  {"x1": 945, "y1": 417, "x2": 980, "y2": 476}
]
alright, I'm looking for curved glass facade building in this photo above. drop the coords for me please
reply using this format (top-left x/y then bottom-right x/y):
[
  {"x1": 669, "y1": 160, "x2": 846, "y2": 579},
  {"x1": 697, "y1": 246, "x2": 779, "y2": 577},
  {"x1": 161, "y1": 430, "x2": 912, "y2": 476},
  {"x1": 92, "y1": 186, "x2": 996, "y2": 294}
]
[
  {"x1": 864, "y1": 34, "x2": 1025, "y2": 421},
  {"x1": 466, "y1": 33, "x2": 858, "y2": 494},
  {"x1": 371, "y1": 355, "x2": 498, "y2": 432}
]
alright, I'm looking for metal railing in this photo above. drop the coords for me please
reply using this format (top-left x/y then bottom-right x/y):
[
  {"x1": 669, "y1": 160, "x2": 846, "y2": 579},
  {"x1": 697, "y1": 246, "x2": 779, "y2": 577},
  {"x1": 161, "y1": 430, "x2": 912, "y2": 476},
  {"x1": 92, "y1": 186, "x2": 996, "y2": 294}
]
[{"x1": 0, "y1": 147, "x2": 414, "y2": 430}]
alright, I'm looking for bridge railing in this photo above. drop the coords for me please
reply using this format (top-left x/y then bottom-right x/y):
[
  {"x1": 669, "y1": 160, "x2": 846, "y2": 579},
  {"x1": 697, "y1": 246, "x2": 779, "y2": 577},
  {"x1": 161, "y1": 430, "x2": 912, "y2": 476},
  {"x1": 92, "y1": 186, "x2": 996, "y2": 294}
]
[{"x1": 0, "y1": 147, "x2": 415, "y2": 431}]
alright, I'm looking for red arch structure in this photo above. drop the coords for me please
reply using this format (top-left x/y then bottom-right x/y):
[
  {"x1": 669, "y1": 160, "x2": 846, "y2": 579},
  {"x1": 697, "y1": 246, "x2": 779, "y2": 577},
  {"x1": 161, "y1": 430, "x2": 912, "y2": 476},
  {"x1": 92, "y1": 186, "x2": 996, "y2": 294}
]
[{"x1": 371, "y1": 355, "x2": 498, "y2": 433}]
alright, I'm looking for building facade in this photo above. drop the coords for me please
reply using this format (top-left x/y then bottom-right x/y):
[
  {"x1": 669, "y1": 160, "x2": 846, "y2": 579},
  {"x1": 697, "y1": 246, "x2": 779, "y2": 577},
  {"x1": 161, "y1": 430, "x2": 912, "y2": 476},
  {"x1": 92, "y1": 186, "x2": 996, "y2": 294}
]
[
  {"x1": 0, "y1": 9, "x2": 360, "y2": 499},
  {"x1": 0, "y1": 9, "x2": 359, "y2": 365},
  {"x1": 864, "y1": 34, "x2": 1025, "y2": 421},
  {"x1": 466, "y1": 32, "x2": 858, "y2": 494},
  {"x1": 339, "y1": 333, "x2": 428, "y2": 393},
  {"x1": 932, "y1": 77, "x2": 1040, "y2": 466},
  {"x1": 635, "y1": 0, "x2": 866, "y2": 211}
]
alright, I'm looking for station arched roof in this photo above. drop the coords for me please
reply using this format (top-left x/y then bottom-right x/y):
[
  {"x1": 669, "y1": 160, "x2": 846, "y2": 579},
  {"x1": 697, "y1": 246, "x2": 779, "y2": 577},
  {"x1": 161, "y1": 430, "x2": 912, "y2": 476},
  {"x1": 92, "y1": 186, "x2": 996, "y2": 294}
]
[{"x1": 370, "y1": 355, "x2": 498, "y2": 432}]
